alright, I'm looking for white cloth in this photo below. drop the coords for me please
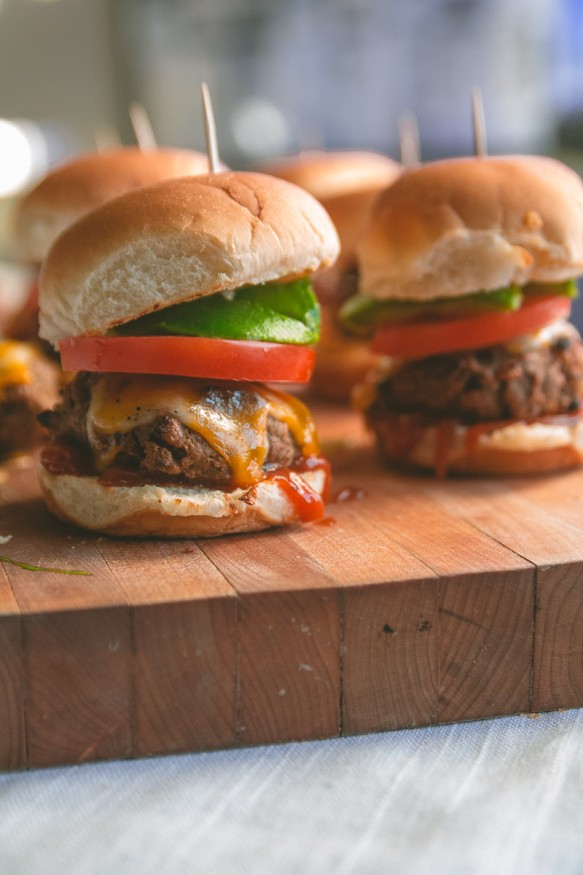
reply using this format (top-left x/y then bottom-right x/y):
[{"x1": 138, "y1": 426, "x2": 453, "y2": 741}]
[{"x1": 1, "y1": 709, "x2": 582, "y2": 875}]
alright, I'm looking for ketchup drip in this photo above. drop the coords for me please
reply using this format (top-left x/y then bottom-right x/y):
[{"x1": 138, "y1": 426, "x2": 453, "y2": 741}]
[
  {"x1": 268, "y1": 456, "x2": 331, "y2": 523},
  {"x1": 295, "y1": 455, "x2": 331, "y2": 503},
  {"x1": 98, "y1": 465, "x2": 148, "y2": 487}
]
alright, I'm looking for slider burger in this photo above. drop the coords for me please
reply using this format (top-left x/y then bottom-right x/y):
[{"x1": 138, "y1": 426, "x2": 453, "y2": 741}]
[
  {"x1": 1, "y1": 148, "x2": 213, "y2": 460},
  {"x1": 37, "y1": 171, "x2": 340, "y2": 536},
  {"x1": 341, "y1": 155, "x2": 583, "y2": 475},
  {"x1": 12, "y1": 146, "x2": 214, "y2": 341},
  {"x1": 0, "y1": 339, "x2": 60, "y2": 458},
  {"x1": 261, "y1": 151, "x2": 401, "y2": 400}
]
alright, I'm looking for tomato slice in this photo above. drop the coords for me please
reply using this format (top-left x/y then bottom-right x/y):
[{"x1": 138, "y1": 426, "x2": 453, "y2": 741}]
[
  {"x1": 372, "y1": 295, "x2": 573, "y2": 360},
  {"x1": 59, "y1": 335, "x2": 315, "y2": 383}
]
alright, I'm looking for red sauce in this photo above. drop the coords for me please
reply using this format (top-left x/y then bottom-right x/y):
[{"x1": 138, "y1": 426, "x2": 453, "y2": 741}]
[
  {"x1": 98, "y1": 465, "x2": 148, "y2": 487},
  {"x1": 40, "y1": 440, "x2": 91, "y2": 476},
  {"x1": 315, "y1": 516, "x2": 336, "y2": 526},
  {"x1": 267, "y1": 456, "x2": 330, "y2": 523},
  {"x1": 295, "y1": 455, "x2": 332, "y2": 503}
]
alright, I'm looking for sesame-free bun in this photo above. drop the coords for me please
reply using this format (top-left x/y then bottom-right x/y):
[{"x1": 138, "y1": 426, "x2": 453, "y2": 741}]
[
  {"x1": 261, "y1": 150, "x2": 401, "y2": 200},
  {"x1": 38, "y1": 464, "x2": 327, "y2": 538},
  {"x1": 15, "y1": 147, "x2": 214, "y2": 264},
  {"x1": 370, "y1": 413, "x2": 583, "y2": 476},
  {"x1": 39, "y1": 171, "x2": 340, "y2": 347},
  {"x1": 262, "y1": 150, "x2": 401, "y2": 268},
  {"x1": 358, "y1": 155, "x2": 583, "y2": 302}
]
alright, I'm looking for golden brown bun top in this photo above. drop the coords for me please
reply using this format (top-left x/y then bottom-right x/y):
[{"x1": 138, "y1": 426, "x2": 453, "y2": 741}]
[
  {"x1": 15, "y1": 147, "x2": 214, "y2": 264},
  {"x1": 260, "y1": 150, "x2": 401, "y2": 200},
  {"x1": 39, "y1": 171, "x2": 340, "y2": 346},
  {"x1": 261, "y1": 151, "x2": 401, "y2": 270},
  {"x1": 358, "y1": 155, "x2": 583, "y2": 301}
]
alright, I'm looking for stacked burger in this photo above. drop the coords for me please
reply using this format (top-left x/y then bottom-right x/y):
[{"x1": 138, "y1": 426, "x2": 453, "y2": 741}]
[
  {"x1": 37, "y1": 171, "x2": 339, "y2": 536},
  {"x1": 341, "y1": 155, "x2": 583, "y2": 475},
  {"x1": 0, "y1": 147, "x2": 212, "y2": 461},
  {"x1": 12, "y1": 146, "x2": 213, "y2": 340}
]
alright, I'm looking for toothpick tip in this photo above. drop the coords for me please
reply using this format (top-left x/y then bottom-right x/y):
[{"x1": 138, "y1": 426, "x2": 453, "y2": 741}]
[
  {"x1": 398, "y1": 112, "x2": 421, "y2": 168},
  {"x1": 129, "y1": 102, "x2": 157, "y2": 151},
  {"x1": 471, "y1": 86, "x2": 487, "y2": 158},
  {"x1": 201, "y1": 82, "x2": 221, "y2": 174}
]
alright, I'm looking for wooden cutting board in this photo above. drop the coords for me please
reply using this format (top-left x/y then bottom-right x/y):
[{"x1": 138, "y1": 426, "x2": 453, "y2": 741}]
[{"x1": 1, "y1": 401, "x2": 583, "y2": 771}]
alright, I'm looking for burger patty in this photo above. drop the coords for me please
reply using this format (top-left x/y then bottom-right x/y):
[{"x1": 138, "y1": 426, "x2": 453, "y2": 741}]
[
  {"x1": 370, "y1": 330, "x2": 583, "y2": 423},
  {"x1": 39, "y1": 373, "x2": 302, "y2": 487},
  {"x1": 0, "y1": 351, "x2": 60, "y2": 457}
]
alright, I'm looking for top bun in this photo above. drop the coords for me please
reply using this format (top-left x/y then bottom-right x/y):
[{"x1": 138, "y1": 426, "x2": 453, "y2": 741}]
[
  {"x1": 39, "y1": 171, "x2": 340, "y2": 347},
  {"x1": 261, "y1": 150, "x2": 401, "y2": 200},
  {"x1": 15, "y1": 147, "x2": 214, "y2": 264},
  {"x1": 358, "y1": 155, "x2": 583, "y2": 302},
  {"x1": 262, "y1": 151, "x2": 401, "y2": 269}
]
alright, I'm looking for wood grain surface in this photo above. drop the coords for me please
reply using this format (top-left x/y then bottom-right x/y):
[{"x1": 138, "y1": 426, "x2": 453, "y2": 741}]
[{"x1": 1, "y1": 403, "x2": 583, "y2": 771}]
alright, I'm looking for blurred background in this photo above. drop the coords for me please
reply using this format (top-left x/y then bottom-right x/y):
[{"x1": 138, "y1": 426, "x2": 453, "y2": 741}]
[
  {"x1": 4, "y1": 0, "x2": 583, "y2": 179},
  {"x1": 2, "y1": 0, "x2": 583, "y2": 314}
]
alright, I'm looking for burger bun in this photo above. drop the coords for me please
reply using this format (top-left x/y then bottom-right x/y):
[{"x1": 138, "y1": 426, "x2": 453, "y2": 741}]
[
  {"x1": 39, "y1": 170, "x2": 340, "y2": 347},
  {"x1": 370, "y1": 414, "x2": 583, "y2": 476},
  {"x1": 39, "y1": 465, "x2": 327, "y2": 538},
  {"x1": 15, "y1": 147, "x2": 215, "y2": 264},
  {"x1": 359, "y1": 155, "x2": 583, "y2": 302},
  {"x1": 259, "y1": 150, "x2": 401, "y2": 201}
]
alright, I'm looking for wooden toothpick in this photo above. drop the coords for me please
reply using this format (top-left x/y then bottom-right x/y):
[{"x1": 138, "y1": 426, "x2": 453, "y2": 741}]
[
  {"x1": 129, "y1": 102, "x2": 157, "y2": 151},
  {"x1": 201, "y1": 82, "x2": 221, "y2": 173},
  {"x1": 472, "y1": 87, "x2": 487, "y2": 157},
  {"x1": 398, "y1": 113, "x2": 421, "y2": 167}
]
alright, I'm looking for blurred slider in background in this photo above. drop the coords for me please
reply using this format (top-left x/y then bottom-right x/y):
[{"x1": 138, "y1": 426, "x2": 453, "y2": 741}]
[
  {"x1": 0, "y1": 120, "x2": 62, "y2": 458},
  {"x1": 0, "y1": 119, "x2": 57, "y2": 321}
]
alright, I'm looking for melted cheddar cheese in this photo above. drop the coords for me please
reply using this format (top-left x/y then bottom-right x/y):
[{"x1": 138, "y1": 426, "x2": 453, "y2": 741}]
[
  {"x1": 0, "y1": 340, "x2": 37, "y2": 394},
  {"x1": 87, "y1": 374, "x2": 319, "y2": 487}
]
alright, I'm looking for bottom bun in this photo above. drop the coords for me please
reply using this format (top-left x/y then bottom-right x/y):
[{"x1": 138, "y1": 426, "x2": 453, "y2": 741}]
[
  {"x1": 369, "y1": 413, "x2": 583, "y2": 477},
  {"x1": 39, "y1": 465, "x2": 327, "y2": 537}
]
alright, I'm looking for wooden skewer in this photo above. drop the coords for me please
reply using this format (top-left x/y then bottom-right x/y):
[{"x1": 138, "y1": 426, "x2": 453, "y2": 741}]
[
  {"x1": 129, "y1": 102, "x2": 157, "y2": 151},
  {"x1": 201, "y1": 82, "x2": 221, "y2": 173},
  {"x1": 472, "y1": 87, "x2": 487, "y2": 157},
  {"x1": 398, "y1": 113, "x2": 421, "y2": 167}
]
